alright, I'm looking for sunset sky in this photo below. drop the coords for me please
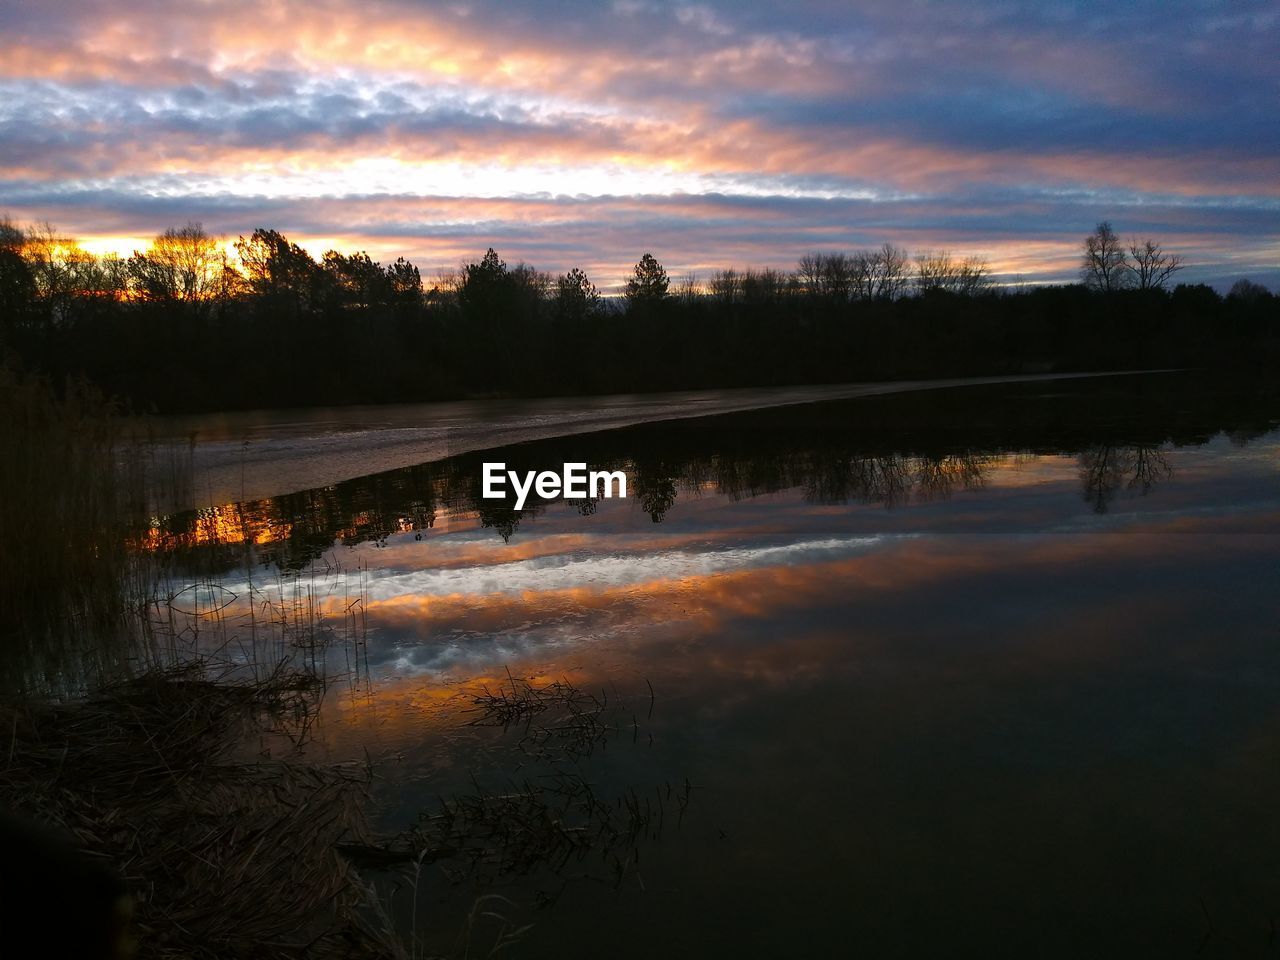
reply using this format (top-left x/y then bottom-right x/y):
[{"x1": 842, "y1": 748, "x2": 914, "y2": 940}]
[{"x1": 2, "y1": 0, "x2": 1277, "y2": 290}]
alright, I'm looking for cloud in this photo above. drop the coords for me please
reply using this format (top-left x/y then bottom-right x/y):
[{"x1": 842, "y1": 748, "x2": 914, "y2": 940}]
[{"x1": 0, "y1": 0, "x2": 1276, "y2": 288}]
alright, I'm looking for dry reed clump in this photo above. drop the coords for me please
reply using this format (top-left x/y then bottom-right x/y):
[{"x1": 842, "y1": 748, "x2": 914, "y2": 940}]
[
  {"x1": 387, "y1": 767, "x2": 689, "y2": 891},
  {"x1": 0, "y1": 362, "x2": 128, "y2": 637},
  {"x1": 0, "y1": 356, "x2": 209, "y2": 695},
  {"x1": 0, "y1": 663, "x2": 400, "y2": 960},
  {"x1": 0, "y1": 359, "x2": 180, "y2": 694},
  {"x1": 336, "y1": 674, "x2": 685, "y2": 897},
  {"x1": 466, "y1": 672, "x2": 616, "y2": 761}
]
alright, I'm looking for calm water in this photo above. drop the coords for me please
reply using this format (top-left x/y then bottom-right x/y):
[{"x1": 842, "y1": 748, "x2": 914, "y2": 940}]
[{"x1": 137, "y1": 374, "x2": 1280, "y2": 955}]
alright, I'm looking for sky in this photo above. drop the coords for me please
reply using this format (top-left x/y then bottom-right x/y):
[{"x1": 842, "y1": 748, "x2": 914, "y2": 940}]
[{"x1": 1, "y1": 0, "x2": 1277, "y2": 291}]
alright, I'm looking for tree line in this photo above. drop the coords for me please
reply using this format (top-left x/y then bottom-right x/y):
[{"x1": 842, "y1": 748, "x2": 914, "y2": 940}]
[{"x1": 0, "y1": 217, "x2": 1275, "y2": 413}]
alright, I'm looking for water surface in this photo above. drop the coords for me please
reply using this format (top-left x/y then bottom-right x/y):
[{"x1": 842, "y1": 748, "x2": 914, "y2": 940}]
[{"x1": 137, "y1": 373, "x2": 1280, "y2": 956}]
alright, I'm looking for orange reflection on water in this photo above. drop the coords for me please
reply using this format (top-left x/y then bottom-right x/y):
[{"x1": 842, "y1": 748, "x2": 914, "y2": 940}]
[
  {"x1": 308, "y1": 524, "x2": 1279, "y2": 754},
  {"x1": 137, "y1": 502, "x2": 293, "y2": 550},
  {"x1": 328, "y1": 516, "x2": 1280, "y2": 652}
]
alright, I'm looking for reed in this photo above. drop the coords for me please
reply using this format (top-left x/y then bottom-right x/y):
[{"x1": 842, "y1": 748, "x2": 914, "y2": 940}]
[
  {"x1": 0, "y1": 663, "x2": 400, "y2": 959},
  {"x1": 466, "y1": 671, "x2": 615, "y2": 761},
  {"x1": 340, "y1": 673, "x2": 681, "y2": 908},
  {"x1": 0, "y1": 360, "x2": 142, "y2": 690},
  {"x1": 0, "y1": 359, "x2": 210, "y2": 694}
]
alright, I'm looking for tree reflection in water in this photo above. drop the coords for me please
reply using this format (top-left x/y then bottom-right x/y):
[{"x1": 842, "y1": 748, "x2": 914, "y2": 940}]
[
  {"x1": 140, "y1": 373, "x2": 1280, "y2": 572},
  {"x1": 1078, "y1": 444, "x2": 1172, "y2": 513}
]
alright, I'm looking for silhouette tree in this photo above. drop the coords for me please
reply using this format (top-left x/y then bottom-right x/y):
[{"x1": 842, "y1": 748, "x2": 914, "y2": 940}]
[
  {"x1": 821, "y1": 254, "x2": 854, "y2": 302},
  {"x1": 508, "y1": 263, "x2": 550, "y2": 313},
  {"x1": 624, "y1": 253, "x2": 669, "y2": 305},
  {"x1": 1081, "y1": 222, "x2": 1131, "y2": 292},
  {"x1": 0, "y1": 218, "x2": 34, "y2": 325},
  {"x1": 1228, "y1": 278, "x2": 1270, "y2": 303},
  {"x1": 869, "y1": 243, "x2": 911, "y2": 300},
  {"x1": 914, "y1": 251, "x2": 954, "y2": 295},
  {"x1": 673, "y1": 273, "x2": 700, "y2": 306},
  {"x1": 1128, "y1": 239, "x2": 1183, "y2": 291},
  {"x1": 708, "y1": 268, "x2": 741, "y2": 305},
  {"x1": 456, "y1": 248, "x2": 546, "y2": 388},
  {"x1": 69, "y1": 249, "x2": 127, "y2": 304},
  {"x1": 797, "y1": 253, "x2": 854, "y2": 302},
  {"x1": 740, "y1": 267, "x2": 792, "y2": 305},
  {"x1": 128, "y1": 223, "x2": 231, "y2": 318},
  {"x1": 553, "y1": 267, "x2": 601, "y2": 324},
  {"x1": 914, "y1": 251, "x2": 992, "y2": 296},
  {"x1": 849, "y1": 251, "x2": 875, "y2": 301},
  {"x1": 320, "y1": 250, "x2": 389, "y2": 310},
  {"x1": 1, "y1": 212, "x2": 1276, "y2": 414},
  {"x1": 234, "y1": 229, "x2": 320, "y2": 318},
  {"x1": 953, "y1": 256, "x2": 992, "y2": 296},
  {"x1": 20, "y1": 222, "x2": 80, "y2": 319},
  {"x1": 459, "y1": 248, "x2": 512, "y2": 322},
  {"x1": 797, "y1": 253, "x2": 823, "y2": 298},
  {"x1": 385, "y1": 257, "x2": 422, "y2": 306}
]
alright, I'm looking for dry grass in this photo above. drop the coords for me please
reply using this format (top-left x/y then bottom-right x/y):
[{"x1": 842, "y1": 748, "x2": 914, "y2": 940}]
[
  {"x1": 338, "y1": 674, "x2": 685, "y2": 905},
  {"x1": 466, "y1": 671, "x2": 618, "y2": 761},
  {"x1": 0, "y1": 362, "x2": 130, "y2": 656},
  {"x1": 0, "y1": 663, "x2": 401, "y2": 960},
  {"x1": 393, "y1": 768, "x2": 684, "y2": 891},
  {"x1": 0, "y1": 656, "x2": 684, "y2": 958},
  {"x1": 0, "y1": 359, "x2": 185, "y2": 694}
]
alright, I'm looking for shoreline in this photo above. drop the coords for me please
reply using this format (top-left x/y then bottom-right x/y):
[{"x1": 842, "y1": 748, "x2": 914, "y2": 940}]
[{"x1": 138, "y1": 370, "x2": 1178, "y2": 511}]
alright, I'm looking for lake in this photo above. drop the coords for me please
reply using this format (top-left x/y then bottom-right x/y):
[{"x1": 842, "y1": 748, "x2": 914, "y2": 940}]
[{"x1": 83, "y1": 373, "x2": 1280, "y2": 954}]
